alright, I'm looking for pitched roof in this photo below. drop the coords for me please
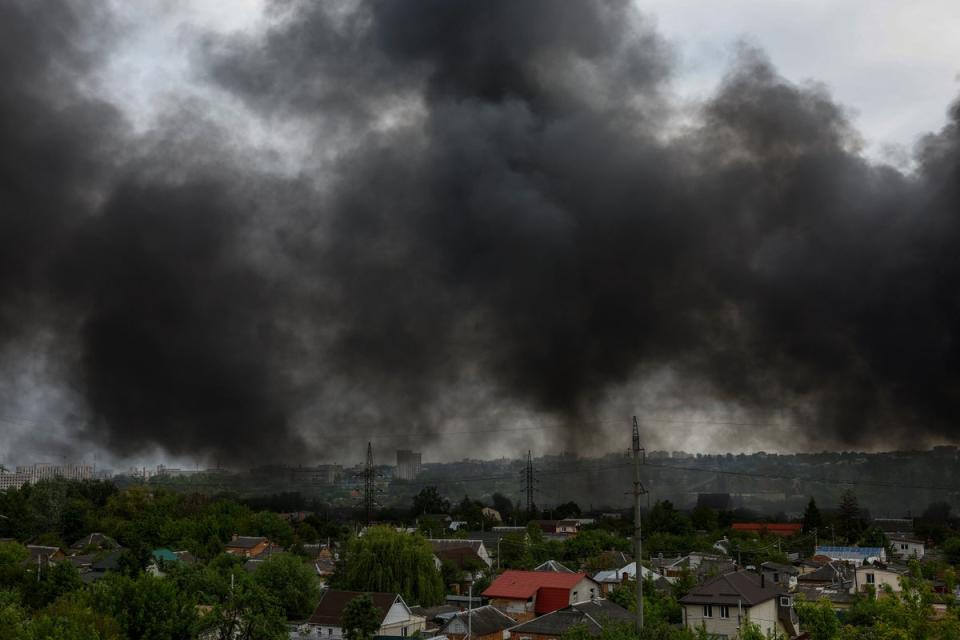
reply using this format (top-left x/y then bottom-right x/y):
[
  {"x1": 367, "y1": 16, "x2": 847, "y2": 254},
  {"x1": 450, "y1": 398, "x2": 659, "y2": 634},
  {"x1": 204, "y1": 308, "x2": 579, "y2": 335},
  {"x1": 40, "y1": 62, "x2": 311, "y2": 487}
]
[
  {"x1": 815, "y1": 546, "x2": 884, "y2": 559},
  {"x1": 226, "y1": 536, "x2": 268, "y2": 549},
  {"x1": 798, "y1": 562, "x2": 850, "y2": 584},
  {"x1": 440, "y1": 606, "x2": 517, "y2": 636},
  {"x1": 482, "y1": 570, "x2": 590, "y2": 599},
  {"x1": 535, "y1": 560, "x2": 575, "y2": 573},
  {"x1": 69, "y1": 533, "x2": 118, "y2": 550},
  {"x1": 307, "y1": 590, "x2": 401, "y2": 626},
  {"x1": 428, "y1": 539, "x2": 486, "y2": 555},
  {"x1": 152, "y1": 548, "x2": 178, "y2": 562},
  {"x1": 509, "y1": 600, "x2": 631, "y2": 636},
  {"x1": 436, "y1": 546, "x2": 485, "y2": 568},
  {"x1": 679, "y1": 571, "x2": 785, "y2": 607}
]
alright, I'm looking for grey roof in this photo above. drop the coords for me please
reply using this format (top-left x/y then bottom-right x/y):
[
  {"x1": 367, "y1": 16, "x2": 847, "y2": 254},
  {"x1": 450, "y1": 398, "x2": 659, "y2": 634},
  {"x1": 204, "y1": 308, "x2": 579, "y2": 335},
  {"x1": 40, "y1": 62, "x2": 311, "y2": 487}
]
[
  {"x1": 680, "y1": 571, "x2": 786, "y2": 607},
  {"x1": 509, "y1": 600, "x2": 631, "y2": 636},
  {"x1": 227, "y1": 536, "x2": 268, "y2": 549},
  {"x1": 70, "y1": 533, "x2": 118, "y2": 551},
  {"x1": 761, "y1": 562, "x2": 799, "y2": 575},
  {"x1": 91, "y1": 549, "x2": 124, "y2": 571},
  {"x1": 798, "y1": 563, "x2": 851, "y2": 584},
  {"x1": 428, "y1": 539, "x2": 485, "y2": 555},
  {"x1": 441, "y1": 606, "x2": 516, "y2": 636},
  {"x1": 535, "y1": 560, "x2": 575, "y2": 573}
]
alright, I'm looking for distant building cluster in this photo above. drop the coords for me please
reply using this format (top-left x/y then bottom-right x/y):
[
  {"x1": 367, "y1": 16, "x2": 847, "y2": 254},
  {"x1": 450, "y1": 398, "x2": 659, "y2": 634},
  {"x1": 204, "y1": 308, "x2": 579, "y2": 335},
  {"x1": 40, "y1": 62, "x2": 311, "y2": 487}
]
[
  {"x1": 396, "y1": 450, "x2": 422, "y2": 480},
  {"x1": 0, "y1": 463, "x2": 94, "y2": 491}
]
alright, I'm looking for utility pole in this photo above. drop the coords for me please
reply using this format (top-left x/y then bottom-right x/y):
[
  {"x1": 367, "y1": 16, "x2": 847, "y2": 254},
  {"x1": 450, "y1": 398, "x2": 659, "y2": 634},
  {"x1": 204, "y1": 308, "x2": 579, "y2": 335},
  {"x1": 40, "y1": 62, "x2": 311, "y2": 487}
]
[{"x1": 629, "y1": 416, "x2": 647, "y2": 634}]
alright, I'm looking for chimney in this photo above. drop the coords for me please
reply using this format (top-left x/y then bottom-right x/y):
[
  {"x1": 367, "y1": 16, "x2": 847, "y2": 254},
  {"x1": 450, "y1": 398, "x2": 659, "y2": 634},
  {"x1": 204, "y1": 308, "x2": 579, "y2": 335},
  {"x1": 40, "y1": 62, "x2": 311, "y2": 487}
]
[
  {"x1": 232, "y1": 533, "x2": 239, "y2": 541},
  {"x1": 760, "y1": 572, "x2": 765, "y2": 588}
]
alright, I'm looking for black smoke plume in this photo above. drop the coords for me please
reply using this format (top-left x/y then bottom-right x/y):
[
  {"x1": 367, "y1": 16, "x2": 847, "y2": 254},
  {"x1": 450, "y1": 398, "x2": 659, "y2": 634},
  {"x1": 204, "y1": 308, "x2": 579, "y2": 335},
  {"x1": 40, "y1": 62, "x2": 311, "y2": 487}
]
[{"x1": 2, "y1": 0, "x2": 960, "y2": 462}]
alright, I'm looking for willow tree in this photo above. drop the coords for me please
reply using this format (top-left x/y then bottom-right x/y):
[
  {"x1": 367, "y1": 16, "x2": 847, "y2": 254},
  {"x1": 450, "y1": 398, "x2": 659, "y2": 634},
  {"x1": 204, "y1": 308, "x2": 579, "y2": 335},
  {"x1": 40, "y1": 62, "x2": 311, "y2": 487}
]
[{"x1": 333, "y1": 526, "x2": 444, "y2": 606}]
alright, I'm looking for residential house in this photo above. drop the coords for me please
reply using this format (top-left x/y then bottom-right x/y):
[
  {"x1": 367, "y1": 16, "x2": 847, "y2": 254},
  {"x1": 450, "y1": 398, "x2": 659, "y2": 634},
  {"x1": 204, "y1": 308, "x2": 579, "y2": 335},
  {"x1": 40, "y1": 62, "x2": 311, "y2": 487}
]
[
  {"x1": 854, "y1": 564, "x2": 906, "y2": 594},
  {"x1": 69, "y1": 533, "x2": 118, "y2": 553},
  {"x1": 147, "y1": 547, "x2": 194, "y2": 576},
  {"x1": 651, "y1": 553, "x2": 735, "y2": 582},
  {"x1": 534, "y1": 560, "x2": 574, "y2": 573},
  {"x1": 797, "y1": 586, "x2": 856, "y2": 612},
  {"x1": 82, "y1": 549, "x2": 124, "y2": 584},
  {"x1": 305, "y1": 590, "x2": 426, "y2": 639},
  {"x1": 225, "y1": 535, "x2": 270, "y2": 558},
  {"x1": 593, "y1": 562, "x2": 673, "y2": 597},
  {"x1": 732, "y1": 523, "x2": 802, "y2": 537},
  {"x1": 680, "y1": 571, "x2": 800, "y2": 639},
  {"x1": 25, "y1": 545, "x2": 65, "y2": 567},
  {"x1": 797, "y1": 562, "x2": 852, "y2": 589},
  {"x1": 428, "y1": 539, "x2": 493, "y2": 568},
  {"x1": 555, "y1": 520, "x2": 581, "y2": 536},
  {"x1": 483, "y1": 570, "x2": 601, "y2": 622},
  {"x1": 761, "y1": 562, "x2": 799, "y2": 591},
  {"x1": 888, "y1": 534, "x2": 925, "y2": 560},
  {"x1": 874, "y1": 518, "x2": 914, "y2": 536},
  {"x1": 508, "y1": 599, "x2": 633, "y2": 640},
  {"x1": 814, "y1": 546, "x2": 886, "y2": 566},
  {"x1": 439, "y1": 605, "x2": 517, "y2": 640}
]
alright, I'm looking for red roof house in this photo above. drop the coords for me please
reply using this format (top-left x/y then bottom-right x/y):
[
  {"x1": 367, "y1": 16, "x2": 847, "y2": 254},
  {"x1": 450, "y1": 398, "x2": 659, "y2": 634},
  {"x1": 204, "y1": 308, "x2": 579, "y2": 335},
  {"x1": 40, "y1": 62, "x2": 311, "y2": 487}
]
[
  {"x1": 482, "y1": 570, "x2": 600, "y2": 622},
  {"x1": 731, "y1": 523, "x2": 802, "y2": 537}
]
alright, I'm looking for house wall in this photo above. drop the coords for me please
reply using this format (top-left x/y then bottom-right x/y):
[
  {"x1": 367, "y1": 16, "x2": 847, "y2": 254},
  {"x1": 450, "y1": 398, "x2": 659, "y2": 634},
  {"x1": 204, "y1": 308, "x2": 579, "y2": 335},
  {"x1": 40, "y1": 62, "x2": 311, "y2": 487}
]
[
  {"x1": 892, "y1": 540, "x2": 925, "y2": 559},
  {"x1": 567, "y1": 577, "x2": 600, "y2": 604},
  {"x1": 489, "y1": 598, "x2": 536, "y2": 622},
  {"x1": 683, "y1": 599, "x2": 791, "y2": 639},
  {"x1": 856, "y1": 569, "x2": 902, "y2": 593}
]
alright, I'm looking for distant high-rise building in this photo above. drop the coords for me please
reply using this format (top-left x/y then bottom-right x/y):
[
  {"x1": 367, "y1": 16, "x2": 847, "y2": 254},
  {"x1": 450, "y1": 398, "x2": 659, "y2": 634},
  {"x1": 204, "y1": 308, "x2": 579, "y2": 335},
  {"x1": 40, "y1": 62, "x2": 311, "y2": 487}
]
[{"x1": 396, "y1": 450, "x2": 422, "y2": 480}]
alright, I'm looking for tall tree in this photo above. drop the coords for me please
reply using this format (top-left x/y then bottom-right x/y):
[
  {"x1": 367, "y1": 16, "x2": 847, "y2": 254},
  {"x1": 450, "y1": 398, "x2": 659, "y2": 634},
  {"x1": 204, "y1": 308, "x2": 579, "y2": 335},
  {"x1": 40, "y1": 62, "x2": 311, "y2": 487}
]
[
  {"x1": 341, "y1": 594, "x2": 382, "y2": 640},
  {"x1": 838, "y1": 490, "x2": 863, "y2": 544},
  {"x1": 411, "y1": 487, "x2": 450, "y2": 516},
  {"x1": 252, "y1": 553, "x2": 320, "y2": 619},
  {"x1": 332, "y1": 526, "x2": 444, "y2": 606},
  {"x1": 801, "y1": 497, "x2": 822, "y2": 534}
]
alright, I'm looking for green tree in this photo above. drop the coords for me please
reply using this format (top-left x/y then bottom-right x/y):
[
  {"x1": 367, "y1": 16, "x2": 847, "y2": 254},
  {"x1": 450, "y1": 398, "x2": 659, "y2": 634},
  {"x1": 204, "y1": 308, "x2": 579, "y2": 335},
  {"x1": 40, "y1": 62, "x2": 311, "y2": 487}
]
[
  {"x1": 690, "y1": 506, "x2": 718, "y2": 532},
  {"x1": 342, "y1": 594, "x2": 382, "y2": 640},
  {"x1": 491, "y1": 493, "x2": 514, "y2": 522},
  {"x1": 796, "y1": 597, "x2": 840, "y2": 640},
  {"x1": 197, "y1": 575, "x2": 287, "y2": 640},
  {"x1": 252, "y1": 553, "x2": 320, "y2": 619},
  {"x1": 91, "y1": 572, "x2": 198, "y2": 640},
  {"x1": 838, "y1": 491, "x2": 863, "y2": 544},
  {"x1": 27, "y1": 595, "x2": 123, "y2": 640},
  {"x1": 943, "y1": 536, "x2": 960, "y2": 565},
  {"x1": 647, "y1": 501, "x2": 691, "y2": 536},
  {"x1": 332, "y1": 526, "x2": 444, "y2": 606},
  {"x1": 411, "y1": 487, "x2": 450, "y2": 515},
  {"x1": 802, "y1": 498, "x2": 823, "y2": 534}
]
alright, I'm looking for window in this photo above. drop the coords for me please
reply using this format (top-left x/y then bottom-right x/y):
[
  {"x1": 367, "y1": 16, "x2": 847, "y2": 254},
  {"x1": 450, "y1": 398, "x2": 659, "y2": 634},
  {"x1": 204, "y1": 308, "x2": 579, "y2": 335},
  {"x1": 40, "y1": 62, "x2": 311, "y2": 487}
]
[
  {"x1": 901, "y1": 544, "x2": 908, "y2": 550},
  {"x1": 780, "y1": 597, "x2": 792, "y2": 607},
  {"x1": 402, "y1": 627, "x2": 408, "y2": 637},
  {"x1": 719, "y1": 606, "x2": 730, "y2": 619},
  {"x1": 703, "y1": 605, "x2": 713, "y2": 618},
  {"x1": 327, "y1": 629, "x2": 333, "y2": 636},
  {"x1": 866, "y1": 573, "x2": 875, "y2": 584},
  {"x1": 573, "y1": 591, "x2": 578, "y2": 601},
  {"x1": 773, "y1": 572, "x2": 780, "y2": 583}
]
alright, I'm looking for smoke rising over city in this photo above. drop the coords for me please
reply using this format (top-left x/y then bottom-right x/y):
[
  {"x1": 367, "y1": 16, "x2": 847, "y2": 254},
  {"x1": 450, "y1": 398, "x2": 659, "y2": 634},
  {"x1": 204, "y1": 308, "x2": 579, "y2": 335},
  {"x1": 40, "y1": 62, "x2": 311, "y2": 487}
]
[{"x1": 2, "y1": 0, "x2": 960, "y2": 465}]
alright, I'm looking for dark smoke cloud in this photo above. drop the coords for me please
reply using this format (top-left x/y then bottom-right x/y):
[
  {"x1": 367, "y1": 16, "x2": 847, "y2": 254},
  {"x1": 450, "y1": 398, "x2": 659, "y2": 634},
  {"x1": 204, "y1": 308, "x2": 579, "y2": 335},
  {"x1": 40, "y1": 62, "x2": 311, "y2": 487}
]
[{"x1": 2, "y1": 0, "x2": 960, "y2": 463}]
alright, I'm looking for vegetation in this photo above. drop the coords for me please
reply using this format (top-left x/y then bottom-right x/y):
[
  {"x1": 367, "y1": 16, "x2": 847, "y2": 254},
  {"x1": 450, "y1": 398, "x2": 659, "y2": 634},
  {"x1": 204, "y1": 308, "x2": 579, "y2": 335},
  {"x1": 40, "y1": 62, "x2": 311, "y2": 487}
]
[{"x1": 330, "y1": 525, "x2": 445, "y2": 606}]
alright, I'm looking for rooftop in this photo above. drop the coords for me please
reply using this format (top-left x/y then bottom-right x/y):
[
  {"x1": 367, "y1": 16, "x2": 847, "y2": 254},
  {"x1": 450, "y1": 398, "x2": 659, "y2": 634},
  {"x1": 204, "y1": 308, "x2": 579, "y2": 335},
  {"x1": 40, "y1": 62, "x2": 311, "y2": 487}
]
[{"x1": 680, "y1": 570, "x2": 786, "y2": 607}]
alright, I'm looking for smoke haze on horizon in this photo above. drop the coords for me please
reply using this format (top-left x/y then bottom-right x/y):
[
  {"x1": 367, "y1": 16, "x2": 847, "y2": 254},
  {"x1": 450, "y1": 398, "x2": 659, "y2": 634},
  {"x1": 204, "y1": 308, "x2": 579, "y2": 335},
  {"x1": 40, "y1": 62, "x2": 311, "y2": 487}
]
[{"x1": 2, "y1": 0, "x2": 960, "y2": 468}]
